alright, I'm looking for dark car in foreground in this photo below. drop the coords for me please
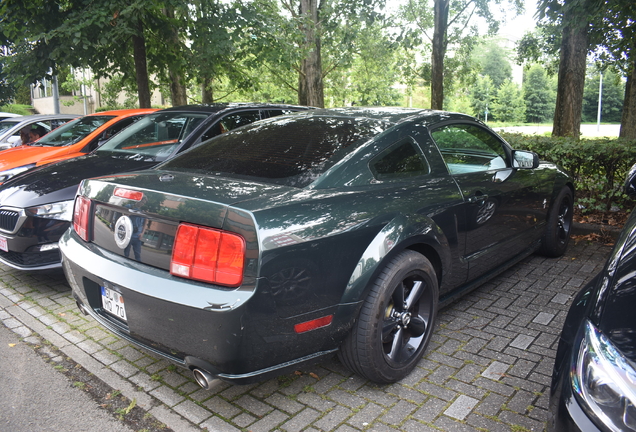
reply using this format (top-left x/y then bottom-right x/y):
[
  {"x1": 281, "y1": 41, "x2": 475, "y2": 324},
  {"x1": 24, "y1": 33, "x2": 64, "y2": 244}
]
[
  {"x1": 60, "y1": 107, "x2": 574, "y2": 385},
  {"x1": 0, "y1": 104, "x2": 309, "y2": 270},
  {"x1": 548, "y1": 167, "x2": 636, "y2": 432}
]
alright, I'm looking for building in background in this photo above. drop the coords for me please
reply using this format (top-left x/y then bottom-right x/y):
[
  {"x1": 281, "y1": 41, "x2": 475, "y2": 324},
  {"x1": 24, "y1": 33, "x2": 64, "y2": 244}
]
[{"x1": 31, "y1": 68, "x2": 164, "y2": 115}]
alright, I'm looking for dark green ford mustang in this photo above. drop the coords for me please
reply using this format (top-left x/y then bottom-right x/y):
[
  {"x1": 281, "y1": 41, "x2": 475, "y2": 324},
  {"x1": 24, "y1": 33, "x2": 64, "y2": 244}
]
[{"x1": 60, "y1": 107, "x2": 574, "y2": 386}]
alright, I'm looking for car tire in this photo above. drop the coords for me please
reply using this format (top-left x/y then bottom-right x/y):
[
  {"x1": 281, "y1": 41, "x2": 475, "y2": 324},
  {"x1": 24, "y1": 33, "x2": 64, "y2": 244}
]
[
  {"x1": 338, "y1": 250, "x2": 438, "y2": 384},
  {"x1": 539, "y1": 186, "x2": 573, "y2": 257}
]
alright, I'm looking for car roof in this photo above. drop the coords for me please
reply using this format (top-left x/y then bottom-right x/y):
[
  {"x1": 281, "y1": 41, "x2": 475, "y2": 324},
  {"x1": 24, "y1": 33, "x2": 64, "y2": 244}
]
[
  {"x1": 157, "y1": 103, "x2": 311, "y2": 115},
  {"x1": 296, "y1": 107, "x2": 477, "y2": 126},
  {"x1": 0, "y1": 113, "x2": 78, "y2": 125},
  {"x1": 87, "y1": 108, "x2": 158, "y2": 118}
]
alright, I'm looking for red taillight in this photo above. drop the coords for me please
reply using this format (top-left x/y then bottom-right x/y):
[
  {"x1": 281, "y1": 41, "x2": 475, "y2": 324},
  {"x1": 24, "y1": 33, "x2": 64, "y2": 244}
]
[
  {"x1": 113, "y1": 187, "x2": 144, "y2": 201},
  {"x1": 73, "y1": 196, "x2": 92, "y2": 242},
  {"x1": 171, "y1": 223, "x2": 245, "y2": 287},
  {"x1": 294, "y1": 315, "x2": 333, "y2": 334}
]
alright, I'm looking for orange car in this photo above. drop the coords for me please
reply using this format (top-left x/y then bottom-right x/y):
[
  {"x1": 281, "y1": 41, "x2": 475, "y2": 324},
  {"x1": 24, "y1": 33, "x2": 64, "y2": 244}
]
[{"x1": 0, "y1": 108, "x2": 158, "y2": 183}]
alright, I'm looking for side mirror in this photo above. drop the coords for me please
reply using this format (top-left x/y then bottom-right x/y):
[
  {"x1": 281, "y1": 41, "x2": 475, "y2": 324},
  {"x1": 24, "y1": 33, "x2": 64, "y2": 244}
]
[
  {"x1": 625, "y1": 163, "x2": 636, "y2": 198},
  {"x1": 512, "y1": 150, "x2": 539, "y2": 169}
]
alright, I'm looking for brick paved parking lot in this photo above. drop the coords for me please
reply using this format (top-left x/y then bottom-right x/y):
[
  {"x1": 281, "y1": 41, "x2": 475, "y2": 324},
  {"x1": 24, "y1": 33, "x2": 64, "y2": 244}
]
[{"x1": 0, "y1": 239, "x2": 612, "y2": 432}]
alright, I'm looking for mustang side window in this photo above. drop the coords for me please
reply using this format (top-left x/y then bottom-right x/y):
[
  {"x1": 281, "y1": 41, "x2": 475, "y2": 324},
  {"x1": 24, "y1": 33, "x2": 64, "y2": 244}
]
[
  {"x1": 370, "y1": 139, "x2": 430, "y2": 181},
  {"x1": 199, "y1": 111, "x2": 263, "y2": 142},
  {"x1": 431, "y1": 124, "x2": 507, "y2": 175}
]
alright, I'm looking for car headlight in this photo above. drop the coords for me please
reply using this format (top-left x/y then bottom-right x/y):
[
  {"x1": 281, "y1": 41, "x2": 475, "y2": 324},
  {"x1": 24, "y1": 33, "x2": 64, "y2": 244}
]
[
  {"x1": 0, "y1": 164, "x2": 37, "y2": 183},
  {"x1": 572, "y1": 320, "x2": 636, "y2": 431},
  {"x1": 26, "y1": 200, "x2": 75, "y2": 221}
]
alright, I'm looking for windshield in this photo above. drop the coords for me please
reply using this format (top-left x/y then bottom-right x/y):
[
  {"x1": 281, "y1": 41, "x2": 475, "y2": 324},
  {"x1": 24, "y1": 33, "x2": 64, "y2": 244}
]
[
  {"x1": 95, "y1": 112, "x2": 209, "y2": 161},
  {"x1": 37, "y1": 115, "x2": 115, "y2": 147},
  {"x1": 158, "y1": 115, "x2": 388, "y2": 188},
  {"x1": 0, "y1": 120, "x2": 20, "y2": 135}
]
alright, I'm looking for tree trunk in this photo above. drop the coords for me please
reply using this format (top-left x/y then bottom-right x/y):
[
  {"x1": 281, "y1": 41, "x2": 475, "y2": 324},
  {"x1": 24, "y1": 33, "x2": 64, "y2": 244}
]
[
  {"x1": 431, "y1": 0, "x2": 449, "y2": 110},
  {"x1": 169, "y1": 70, "x2": 188, "y2": 106},
  {"x1": 163, "y1": 8, "x2": 188, "y2": 107},
  {"x1": 551, "y1": 6, "x2": 589, "y2": 138},
  {"x1": 201, "y1": 77, "x2": 213, "y2": 104},
  {"x1": 298, "y1": 0, "x2": 324, "y2": 108},
  {"x1": 620, "y1": 54, "x2": 636, "y2": 139},
  {"x1": 132, "y1": 21, "x2": 151, "y2": 108}
]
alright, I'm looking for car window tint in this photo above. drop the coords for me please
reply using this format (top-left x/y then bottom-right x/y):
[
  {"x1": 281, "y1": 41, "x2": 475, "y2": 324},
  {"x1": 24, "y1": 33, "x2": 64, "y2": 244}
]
[
  {"x1": 370, "y1": 139, "x2": 430, "y2": 180},
  {"x1": 88, "y1": 117, "x2": 139, "y2": 152},
  {"x1": 160, "y1": 116, "x2": 389, "y2": 187},
  {"x1": 0, "y1": 121, "x2": 19, "y2": 134},
  {"x1": 431, "y1": 124, "x2": 508, "y2": 174},
  {"x1": 37, "y1": 115, "x2": 115, "y2": 147},
  {"x1": 199, "y1": 111, "x2": 263, "y2": 142},
  {"x1": 96, "y1": 113, "x2": 209, "y2": 161},
  {"x1": 218, "y1": 111, "x2": 262, "y2": 133},
  {"x1": 266, "y1": 109, "x2": 300, "y2": 117},
  {"x1": 50, "y1": 119, "x2": 70, "y2": 129}
]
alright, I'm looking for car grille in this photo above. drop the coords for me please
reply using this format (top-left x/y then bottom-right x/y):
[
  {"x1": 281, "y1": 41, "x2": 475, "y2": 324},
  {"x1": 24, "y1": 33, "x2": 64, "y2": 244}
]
[
  {"x1": 0, "y1": 249, "x2": 60, "y2": 268},
  {"x1": 0, "y1": 210, "x2": 19, "y2": 232}
]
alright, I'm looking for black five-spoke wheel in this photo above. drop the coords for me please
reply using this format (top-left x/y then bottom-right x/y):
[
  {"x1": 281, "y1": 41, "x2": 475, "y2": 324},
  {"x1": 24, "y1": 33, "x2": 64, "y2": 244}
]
[{"x1": 339, "y1": 250, "x2": 438, "y2": 383}]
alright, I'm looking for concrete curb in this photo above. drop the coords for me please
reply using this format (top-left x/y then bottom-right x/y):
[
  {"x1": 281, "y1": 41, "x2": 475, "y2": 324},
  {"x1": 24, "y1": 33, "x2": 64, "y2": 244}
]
[{"x1": 572, "y1": 222, "x2": 623, "y2": 239}]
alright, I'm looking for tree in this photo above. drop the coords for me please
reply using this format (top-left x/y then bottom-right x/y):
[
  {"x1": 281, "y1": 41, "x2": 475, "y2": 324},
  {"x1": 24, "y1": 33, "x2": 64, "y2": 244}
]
[
  {"x1": 0, "y1": 0, "x2": 197, "y2": 108},
  {"x1": 251, "y1": 0, "x2": 388, "y2": 107},
  {"x1": 529, "y1": 0, "x2": 606, "y2": 137},
  {"x1": 492, "y1": 80, "x2": 525, "y2": 122},
  {"x1": 582, "y1": 69, "x2": 625, "y2": 123},
  {"x1": 594, "y1": 0, "x2": 636, "y2": 138},
  {"x1": 326, "y1": 23, "x2": 402, "y2": 106},
  {"x1": 523, "y1": 64, "x2": 555, "y2": 123},
  {"x1": 470, "y1": 75, "x2": 494, "y2": 120},
  {"x1": 188, "y1": 0, "x2": 255, "y2": 104},
  {"x1": 478, "y1": 42, "x2": 513, "y2": 89},
  {"x1": 548, "y1": 1, "x2": 591, "y2": 137},
  {"x1": 402, "y1": 0, "x2": 523, "y2": 110}
]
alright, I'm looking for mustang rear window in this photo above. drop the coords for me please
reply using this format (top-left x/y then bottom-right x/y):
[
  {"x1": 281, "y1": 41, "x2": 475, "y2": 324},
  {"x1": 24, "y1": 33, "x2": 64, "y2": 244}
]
[{"x1": 159, "y1": 116, "x2": 388, "y2": 187}]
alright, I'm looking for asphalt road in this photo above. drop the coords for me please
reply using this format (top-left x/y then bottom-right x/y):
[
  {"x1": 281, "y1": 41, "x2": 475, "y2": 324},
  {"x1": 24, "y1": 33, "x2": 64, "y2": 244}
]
[{"x1": 0, "y1": 324, "x2": 133, "y2": 432}]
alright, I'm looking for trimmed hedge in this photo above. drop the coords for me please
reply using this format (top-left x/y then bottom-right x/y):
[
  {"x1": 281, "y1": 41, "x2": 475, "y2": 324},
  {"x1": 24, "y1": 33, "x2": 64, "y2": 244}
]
[{"x1": 500, "y1": 132, "x2": 636, "y2": 213}]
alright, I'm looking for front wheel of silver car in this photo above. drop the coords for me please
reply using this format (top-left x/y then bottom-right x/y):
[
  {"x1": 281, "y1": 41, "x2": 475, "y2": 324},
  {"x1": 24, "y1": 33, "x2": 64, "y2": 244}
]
[{"x1": 338, "y1": 250, "x2": 438, "y2": 384}]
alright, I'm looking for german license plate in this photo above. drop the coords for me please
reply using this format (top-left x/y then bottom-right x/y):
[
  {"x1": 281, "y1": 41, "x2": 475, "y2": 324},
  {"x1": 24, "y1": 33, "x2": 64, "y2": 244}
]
[
  {"x1": 0, "y1": 236, "x2": 7, "y2": 252},
  {"x1": 101, "y1": 286, "x2": 127, "y2": 321}
]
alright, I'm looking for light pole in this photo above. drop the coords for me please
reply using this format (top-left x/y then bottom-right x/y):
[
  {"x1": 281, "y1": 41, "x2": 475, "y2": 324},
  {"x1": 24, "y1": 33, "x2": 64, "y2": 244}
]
[{"x1": 597, "y1": 72, "x2": 603, "y2": 131}]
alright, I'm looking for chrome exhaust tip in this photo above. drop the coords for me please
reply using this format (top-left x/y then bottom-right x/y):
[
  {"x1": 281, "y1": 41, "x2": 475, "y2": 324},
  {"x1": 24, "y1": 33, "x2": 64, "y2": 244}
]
[
  {"x1": 192, "y1": 368, "x2": 215, "y2": 390},
  {"x1": 76, "y1": 300, "x2": 89, "y2": 316}
]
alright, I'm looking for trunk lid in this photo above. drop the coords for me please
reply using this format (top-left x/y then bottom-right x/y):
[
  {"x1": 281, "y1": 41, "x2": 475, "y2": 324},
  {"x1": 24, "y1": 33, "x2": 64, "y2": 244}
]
[{"x1": 81, "y1": 170, "x2": 297, "y2": 274}]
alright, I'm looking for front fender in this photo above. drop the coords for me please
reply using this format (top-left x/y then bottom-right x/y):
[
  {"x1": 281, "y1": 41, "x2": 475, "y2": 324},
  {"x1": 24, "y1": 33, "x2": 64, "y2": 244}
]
[{"x1": 339, "y1": 213, "x2": 450, "y2": 307}]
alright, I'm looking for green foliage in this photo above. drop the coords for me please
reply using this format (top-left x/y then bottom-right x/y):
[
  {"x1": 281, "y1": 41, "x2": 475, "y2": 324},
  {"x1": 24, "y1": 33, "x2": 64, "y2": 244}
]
[
  {"x1": 523, "y1": 64, "x2": 556, "y2": 123},
  {"x1": 582, "y1": 69, "x2": 625, "y2": 123},
  {"x1": 325, "y1": 22, "x2": 403, "y2": 107},
  {"x1": 501, "y1": 132, "x2": 636, "y2": 212},
  {"x1": 492, "y1": 80, "x2": 525, "y2": 122},
  {"x1": 97, "y1": 75, "x2": 138, "y2": 109},
  {"x1": 13, "y1": 85, "x2": 32, "y2": 105},
  {"x1": 470, "y1": 75, "x2": 494, "y2": 120},
  {"x1": 446, "y1": 91, "x2": 472, "y2": 114},
  {"x1": 477, "y1": 42, "x2": 513, "y2": 89},
  {"x1": 0, "y1": 104, "x2": 32, "y2": 115}
]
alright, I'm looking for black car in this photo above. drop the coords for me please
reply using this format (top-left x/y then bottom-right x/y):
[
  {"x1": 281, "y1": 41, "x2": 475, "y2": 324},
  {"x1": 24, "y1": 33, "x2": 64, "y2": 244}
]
[
  {"x1": 60, "y1": 107, "x2": 574, "y2": 385},
  {"x1": 548, "y1": 166, "x2": 636, "y2": 432},
  {"x1": 0, "y1": 104, "x2": 310, "y2": 270}
]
